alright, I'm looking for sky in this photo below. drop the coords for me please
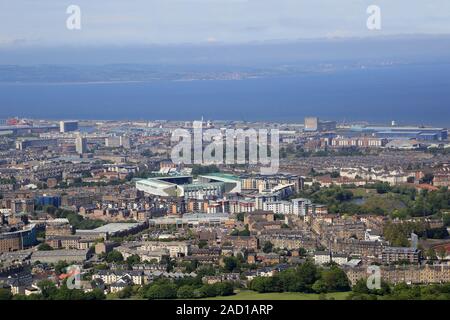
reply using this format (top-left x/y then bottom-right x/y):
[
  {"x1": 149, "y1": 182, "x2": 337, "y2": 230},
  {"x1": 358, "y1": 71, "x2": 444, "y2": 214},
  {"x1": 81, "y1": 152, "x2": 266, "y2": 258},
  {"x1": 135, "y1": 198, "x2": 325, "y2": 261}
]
[{"x1": 1, "y1": 0, "x2": 450, "y2": 47}]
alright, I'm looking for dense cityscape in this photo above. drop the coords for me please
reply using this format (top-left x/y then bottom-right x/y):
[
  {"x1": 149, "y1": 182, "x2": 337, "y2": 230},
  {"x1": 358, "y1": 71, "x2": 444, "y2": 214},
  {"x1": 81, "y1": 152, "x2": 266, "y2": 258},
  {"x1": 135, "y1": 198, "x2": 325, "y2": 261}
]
[{"x1": 0, "y1": 116, "x2": 449, "y2": 301}]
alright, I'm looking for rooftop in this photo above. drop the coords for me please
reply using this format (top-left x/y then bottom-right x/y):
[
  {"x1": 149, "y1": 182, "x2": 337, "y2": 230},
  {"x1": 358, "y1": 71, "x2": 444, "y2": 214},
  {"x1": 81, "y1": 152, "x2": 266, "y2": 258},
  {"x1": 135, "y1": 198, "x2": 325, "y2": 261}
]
[
  {"x1": 93, "y1": 223, "x2": 142, "y2": 233},
  {"x1": 136, "y1": 178, "x2": 175, "y2": 188},
  {"x1": 200, "y1": 172, "x2": 240, "y2": 182},
  {"x1": 32, "y1": 249, "x2": 89, "y2": 257}
]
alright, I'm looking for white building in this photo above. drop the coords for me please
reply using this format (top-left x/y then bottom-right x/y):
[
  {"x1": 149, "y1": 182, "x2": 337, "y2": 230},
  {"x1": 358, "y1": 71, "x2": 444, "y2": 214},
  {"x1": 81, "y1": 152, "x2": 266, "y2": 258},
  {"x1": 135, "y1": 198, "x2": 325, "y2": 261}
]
[
  {"x1": 75, "y1": 135, "x2": 87, "y2": 154},
  {"x1": 262, "y1": 198, "x2": 312, "y2": 216},
  {"x1": 263, "y1": 201, "x2": 293, "y2": 215},
  {"x1": 92, "y1": 270, "x2": 147, "y2": 286},
  {"x1": 105, "y1": 136, "x2": 131, "y2": 149},
  {"x1": 304, "y1": 117, "x2": 319, "y2": 132},
  {"x1": 59, "y1": 121, "x2": 78, "y2": 133},
  {"x1": 291, "y1": 198, "x2": 312, "y2": 216},
  {"x1": 314, "y1": 251, "x2": 348, "y2": 265},
  {"x1": 138, "y1": 241, "x2": 190, "y2": 258},
  {"x1": 365, "y1": 229, "x2": 382, "y2": 242},
  {"x1": 314, "y1": 251, "x2": 331, "y2": 265}
]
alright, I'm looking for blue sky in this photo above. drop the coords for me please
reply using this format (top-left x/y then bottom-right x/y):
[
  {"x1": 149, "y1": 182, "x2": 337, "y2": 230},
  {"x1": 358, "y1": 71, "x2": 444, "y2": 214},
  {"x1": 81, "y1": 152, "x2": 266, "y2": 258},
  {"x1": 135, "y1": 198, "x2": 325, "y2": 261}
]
[{"x1": 1, "y1": 0, "x2": 450, "y2": 46}]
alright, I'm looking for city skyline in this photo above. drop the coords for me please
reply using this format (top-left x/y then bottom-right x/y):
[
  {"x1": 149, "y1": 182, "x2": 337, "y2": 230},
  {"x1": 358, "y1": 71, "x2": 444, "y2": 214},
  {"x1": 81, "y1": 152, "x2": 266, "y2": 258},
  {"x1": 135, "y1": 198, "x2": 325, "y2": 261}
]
[
  {"x1": 1, "y1": 1, "x2": 450, "y2": 307},
  {"x1": 1, "y1": 116, "x2": 449, "y2": 303}
]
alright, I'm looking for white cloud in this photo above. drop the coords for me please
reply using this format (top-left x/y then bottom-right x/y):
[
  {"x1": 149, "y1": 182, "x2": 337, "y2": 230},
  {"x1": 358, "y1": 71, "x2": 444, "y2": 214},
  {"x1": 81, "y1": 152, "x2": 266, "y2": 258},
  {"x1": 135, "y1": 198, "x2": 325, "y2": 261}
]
[{"x1": 0, "y1": 0, "x2": 450, "y2": 46}]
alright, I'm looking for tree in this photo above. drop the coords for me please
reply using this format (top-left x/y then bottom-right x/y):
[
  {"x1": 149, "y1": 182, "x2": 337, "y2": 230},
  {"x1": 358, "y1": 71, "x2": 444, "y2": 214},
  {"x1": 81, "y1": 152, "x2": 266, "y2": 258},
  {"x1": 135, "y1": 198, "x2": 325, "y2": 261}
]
[
  {"x1": 161, "y1": 256, "x2": 176, "y2": 272},
  {"x1": 37, "y1": 280, "x2": 57, "y2": 299},
  {"x1": 383, "y1": 222, "x2": 420, "y2": 247},
  {"x1": 347, "y1": 292, "x2": 379, "y2": 301},
  {"x1": 85, "y1": 288, "x2": 106, "y2": 300},
  {"x1": 296, "y1": 261, "x2": 320, "y2": 292},
  {"x1": 249, "y1": 277, "x2": 267, "y2": 293},
  {"x1": 230, "y1": 229, "x2": 239, "y2": 236},
  {"x1": 312, "y1": 280, "x2": 328, "y2": 293},
  {"x1": 53, "y1": 283, "x2": 86, "y2": 300},
  {"x1": 126, "y1": 254, "x2": 141, "y2": 267},
  {"x1": 330, "y1": 171, "x2": 340, "y2": 178},
  {"x1": 105, "y1": 250, "x2": 124, "y2": 263},
  {"x1": 250, "y1": 276, "x2": 282, "y2": 293},
  {"x1": 298, "y1": 248, "x2": 307, "y2": 257},
  {"x1": 93, "y1": 263, "x2": 109, "y2": 271},
  {"x1": 141, "y1": 149, "x2": 154, "y2": 157},
  {"x1": 196, "y1": 265, "x2": 216, "y2": 278},
  {"x1": 37, "y1": 243, "x2": 54, "y2": 251},
  {"x1": 443, "y1": 213, "x2": 450, "y2": 227},
  {"x1": 117, "y1": 286, "x2": 133, "y2": 299},
  {"x1": 177, "y1": 285, "x2": 195, "y2": 299},
  {"x1": 215, "y1": 282, "x2": 234, "y2": 296},
  {"x1": 49, "y1": 208, "x2": 105, "y2": 230},
  {"x1": 239, "y1": 226, "x2": 250, "y2": 237},
  {"x1": 262, "y1": 241, "x2": 274, "y2": 253},
  {"x1": 0, "y1": 288, "x2": 12, "y2": 300},
  {"x1": 184, "y1": 260, "x2": 198, "y2": 273},
  {"x1": 274, "y1": 213, "x2": 285, "y2": 221},
  {"x1": 437, "y1": 248, "x2": 447, "y2": 260},
  {"x1": 352, "y1": 278, "x2": 391, "y2": 297},
  {"x1": 426, "y1": 248, "x2": 438, "y2": 260},
  {"x1": 54, "y1": 261, "x2": 69, "y2": 275},
  {"x1": 198, "y1": 240, "x2": 208, "y2": 249},
  {"x1": 145, "y1": 284, "x2": 177, "y2": 300},
  {"x1": 319, "y1": 267, "x2": 351, "y2": 292},
  {"x1": 44, "y1": 205, "x2": 57, "y2": 216},
  {"x1": 375, "y1": 182, "x2": 391, "y2": 194},
  {"x1": 277, "y1": 269, "x2": 301, "y2": 292},
  {"x1": 335, "y1": 189, "x2": 353, "y2": 201},
  {"x1": 222, "y1": 256, "x2": 239, "y2": 273},
  {"x1": 352, "y1": 279, "x2": 370, "y2": 294},
  {"x1": 199, "y1": 284, "x2": 219, "y2": 298}
]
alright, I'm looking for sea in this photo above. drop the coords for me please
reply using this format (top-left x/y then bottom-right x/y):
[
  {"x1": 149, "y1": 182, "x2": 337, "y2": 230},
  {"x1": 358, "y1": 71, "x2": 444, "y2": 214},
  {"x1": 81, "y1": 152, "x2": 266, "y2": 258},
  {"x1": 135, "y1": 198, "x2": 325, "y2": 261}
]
[{"x1": 0, "y1": 64, "x2": 449, "y2": 127}]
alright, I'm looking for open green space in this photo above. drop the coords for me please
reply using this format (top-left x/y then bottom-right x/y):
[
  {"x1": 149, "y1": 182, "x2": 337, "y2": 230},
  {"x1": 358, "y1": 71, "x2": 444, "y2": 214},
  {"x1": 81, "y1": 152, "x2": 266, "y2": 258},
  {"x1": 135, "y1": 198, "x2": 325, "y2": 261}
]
[{"x1": 202, "y1": 290, "x2": 350, "y2": 300}]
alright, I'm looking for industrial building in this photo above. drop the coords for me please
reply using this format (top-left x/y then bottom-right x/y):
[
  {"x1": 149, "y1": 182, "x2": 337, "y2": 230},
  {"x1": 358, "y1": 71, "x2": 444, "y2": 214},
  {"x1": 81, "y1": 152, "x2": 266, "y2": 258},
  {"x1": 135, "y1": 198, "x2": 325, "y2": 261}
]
[
  {"x1": 349, "y1": 125, "x2": 448, "y2": 141},
  {"x1": 76, "y1": 222, "x2": 147, "y2": 240},
  {"x1": 0, "y1": 125, "x2": 59, "y2": 136},
  {"x1": 149, "y1": 213, "x2": 233, "y2": 228},
  {"x1": 30, "y1": 249, "x2": 90, "y2": 264},
  {"x1": 16, "y1": 138, "x2": 57, "y2": 150}
]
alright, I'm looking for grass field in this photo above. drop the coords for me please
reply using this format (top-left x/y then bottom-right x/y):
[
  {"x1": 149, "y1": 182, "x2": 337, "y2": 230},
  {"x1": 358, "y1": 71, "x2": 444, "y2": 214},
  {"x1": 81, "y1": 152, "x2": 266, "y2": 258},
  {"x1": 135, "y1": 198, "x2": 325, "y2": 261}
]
[
  {"x1": 203, "y1": 290, "x2": 350, "y2": 300},
  {"x1": 106, "y1": 290, "x2": 351, "y2": 301}
]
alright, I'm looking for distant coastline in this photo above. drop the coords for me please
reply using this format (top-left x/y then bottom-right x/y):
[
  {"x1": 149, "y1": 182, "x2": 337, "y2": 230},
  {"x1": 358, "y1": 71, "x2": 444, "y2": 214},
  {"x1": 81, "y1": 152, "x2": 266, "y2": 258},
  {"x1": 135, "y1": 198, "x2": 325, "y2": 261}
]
[{"x1": 0, "y1": 64, "x2": 449, "y2": 127}]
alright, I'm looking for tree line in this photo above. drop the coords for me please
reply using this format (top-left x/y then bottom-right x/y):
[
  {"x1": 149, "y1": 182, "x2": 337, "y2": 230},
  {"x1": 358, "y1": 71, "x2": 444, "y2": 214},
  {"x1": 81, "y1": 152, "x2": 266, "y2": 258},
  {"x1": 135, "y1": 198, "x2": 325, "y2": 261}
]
[
  {"x1": 348, "y1": 279, "x2": 450, "y2": 300},
  {"x1": 249, "y1": 261, "x2": 350, "y2": 294}
]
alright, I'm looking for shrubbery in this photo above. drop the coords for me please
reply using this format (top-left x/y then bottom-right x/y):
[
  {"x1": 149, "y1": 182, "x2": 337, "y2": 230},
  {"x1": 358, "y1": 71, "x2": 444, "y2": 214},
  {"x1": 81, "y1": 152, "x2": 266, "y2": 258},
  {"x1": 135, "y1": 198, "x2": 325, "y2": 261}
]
[
  {"x1": 347, "y1": 279, "x2": 450, "y2": 300},
  {"x1": 139, "y1": 278, "x2": 235, "y2": 300},
  {"x1": 249, "y1": 261, "x2": 350, "y2": 294},
  {"x1": 0, "y1": 280, "x2": 106, "y2": 301}
]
